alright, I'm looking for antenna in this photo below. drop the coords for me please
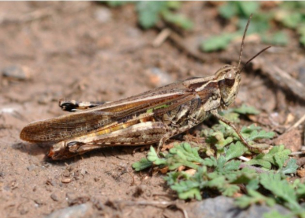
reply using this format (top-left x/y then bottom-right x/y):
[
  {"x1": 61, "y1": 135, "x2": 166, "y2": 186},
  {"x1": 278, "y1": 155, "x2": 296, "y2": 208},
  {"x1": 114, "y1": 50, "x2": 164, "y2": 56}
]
[
  {"x1": 237, "y1": 14, "x2": 253, "y2": 70},
  {"x1": 240, "y1": 46, "x2": 271, "y2": 72}
]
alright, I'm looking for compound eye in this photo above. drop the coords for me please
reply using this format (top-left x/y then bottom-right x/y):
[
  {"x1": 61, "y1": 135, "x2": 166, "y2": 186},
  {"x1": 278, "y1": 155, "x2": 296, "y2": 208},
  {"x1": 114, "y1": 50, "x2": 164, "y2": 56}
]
[{"x1": 226, "y1": 71, "x2": 235, "y2": 79}]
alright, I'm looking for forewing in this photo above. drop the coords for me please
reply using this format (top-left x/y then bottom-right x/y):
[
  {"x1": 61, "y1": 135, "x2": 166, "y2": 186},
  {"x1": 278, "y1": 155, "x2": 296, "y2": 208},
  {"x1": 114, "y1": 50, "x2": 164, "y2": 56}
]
[{"x1": 20, "y1": 82, "x2": 190, "y2": 142}]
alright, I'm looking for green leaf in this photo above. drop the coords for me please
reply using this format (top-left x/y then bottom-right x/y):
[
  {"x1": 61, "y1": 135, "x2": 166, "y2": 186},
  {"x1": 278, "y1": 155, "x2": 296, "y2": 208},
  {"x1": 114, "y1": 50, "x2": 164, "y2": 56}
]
[
  {"x1": 206, "y1": 176, "x2": 226, "y2": 189},
  {"x1": 247, "y1": 145, "x2": 291, "y2": 169},
  {"x1": 136, "y1": 1, "x2": 166, "y2": 29},
  {"x1": 237, "y1": 2, "x2": 259, "y2": 17},
  {"x1": 261, "y1": 31, "x2": 288, "y2": 46},
  {"x1": 200, "y1": 33, "x2": 237, "y2": 52},
  {"x1": 246, "y1": 178, "x2": 260, "y2": 191},
  {"x1": 220, "y1": 184, "x2": 240, "y2": 196},
  {"x1": 166, "y1": 1, "x2": 182, "y2": 9},
  {"x1": 218, "y1": 3, "x2": 238, "y2": 19},
  {"x1": 266, "y1": 145, "x2": 291, "y2": 169},
  {"x1": 209, "y1": 131, "x2": 233, "y2": 150},
  {"x1": 248, "y1": 129, "x2": 275, "y2": 141},
  {"x1": 233, "y1": 104, "x2": 260, "y2": 115},
  {"x1": 106, "y1": 1, "x2": 129, "y2": 7},
  {"x1": 224, "y1": 160, "x2": 241, "y2": 172},
  {"x1": 177, "y1": 187, "x2": 202, "y2": 200},
  {"x1": 235, "y1": 189, "x2": 276, "y2": 209},
  {"x1": 219, "y1": 109, "x2": 240, "y2": 123},
  {"x1": 297, "y1": 26, "x2": 305, "y2": 46},
  {"x1": 238, "y1": 16, "x2": 270, "y2": 34},
  {"x1": 300, "y1": 34, "x2": 305, "y2": 46},
  {"x1": 167, "y1": 167, "x2": 208, "y2": 200},
  {"x1": 162, "y1": 11, "x2": 193, "y2": 30},
  {"x1": 263, "y1": 211, "x2": 291, "y2": 218},
  {"x1": 280, "y1": 12, "x2": 303, "y2": 28},
  {"x1": 225, "y1": 142, "x2": 247, "y2": 161},
  {"x1": 280, "y1": 158, "x2": 298, "y2": 175},
  {"x1": 260, "y1": 173, "x2": 301, "y2": 211},
  {"x1": 296, "y1": 182, "x2": 305, "y2": 197},
  {"x1": 202, "y1": 156, "x2": 217, "y2": 167},
  {"x1": 241, "y1": 125, "x2": 275, "y2": 142},
  {"x1": 132, "y1": 158, "x2": 152, "y2": 171},
  {"x1": 147, "y1": 146, "x2": 166, "y2": 165},
  {"x1": 247, "y1": 158, "x2": 272, "y2": 169}
]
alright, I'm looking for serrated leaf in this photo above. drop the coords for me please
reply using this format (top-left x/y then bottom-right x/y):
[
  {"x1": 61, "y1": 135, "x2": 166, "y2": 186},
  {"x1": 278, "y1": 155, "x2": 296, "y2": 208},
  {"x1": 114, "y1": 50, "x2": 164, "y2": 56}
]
[
  {"x1": 238, "y1": 17, "x2": 270, "y2": 34},
  {"x1": 206, "y1": 176, "x2": 226, "y2": 188},
  {"x1": 106, "y1": 1, "x2": 129, "y2": 7},
  {"x1": 240, "y1": 124, "x2": 275, "y2": 142},
  {"x1": 261, "y1": 31, "x2": 288, "y2": 46},
  {"x1": 300, "y1": 34, "x2": 305, "y2": 46},
  {"x1": 177, "y1": 187, "x2": 202, "y2": 200},
  {"x1": 260, "y1": 173, "x2": 300, "y2": 211},
  {"x1": 162, "y1": 11, "x2": 193, "y2": 30},
  {"x1": 132, "y1": 158, "x2": 152, "y2": 171},
  {"x1": 200, "y1": 33, "x2": 237, "y2": 52},
  {"x1": 237, "y1": 2, "x2": 259, "y2": 17},
  {"x1": 233, "y1": 104, "x2": 260, "y2": 115},
  {"x1": 247, "y1": 145, "x2": 291, "y2": 169},
  {"x1": 220, "y1": 184, "x2": 240, "y2": 196},
  {"x1": 235, "y1": 189, "x2": 276, "y2": 209},
  {"x1": 166, "y1": 1, "x2": 181, "y2": 9},
  {"x1": 264, "y1": 145, "x2": 291, "y2": 168},
  {"x1": 247, "y1": 129, "x2": 275, "y2": 141},
  {"x1": 202, "y1": 156, "x2": 217, "y2": 167},
  {"x1": 224, "y1": 112, "x2": 240, "y2": 123},
  {"x1": 263, "y1": 211, "x2": 291, "y2": 218},
  {"x1": 241, "y1": 124, "x2": 262, "y2": 134},
  {"x1": 225, "y1": 142, "x2": 247, "y2": 161},
  {"x1": 147, "y1": 146, "x2": 166, "y2": 165},
  {"x1": 247, "y1": 159, "x2": 272, "y2": 169},
  {"x1": 218, "y1": 3, "x2": 238, "y2": 19},
  {"x1": 136, "y1": 1, "x2": 166, "y2": 29},
  {"x1": 224, "y1": 160, "x2": 241, "y2": 172},
  {"x1": 280, "y1": 12, "x2": 302, "y2": 28},
  {"x1": 281, "y1": 158, "x2": 298, "y2": 175},
  {"x1": 296, "y1": 183, "x2": 305, "y2": 197},
  {"x1": 246, "y1": 178, "x2": 260, "y2": 190}
]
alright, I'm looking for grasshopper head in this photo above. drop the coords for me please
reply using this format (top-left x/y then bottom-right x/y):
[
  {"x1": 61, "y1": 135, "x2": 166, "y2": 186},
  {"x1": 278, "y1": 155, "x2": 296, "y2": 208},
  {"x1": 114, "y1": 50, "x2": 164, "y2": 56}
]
[
  {"x1": 213, "y1": 14, "x2": 270, "y2": 109},
  {"x1": 215, "y1": 65, "x2": 241, "y2": 108}
]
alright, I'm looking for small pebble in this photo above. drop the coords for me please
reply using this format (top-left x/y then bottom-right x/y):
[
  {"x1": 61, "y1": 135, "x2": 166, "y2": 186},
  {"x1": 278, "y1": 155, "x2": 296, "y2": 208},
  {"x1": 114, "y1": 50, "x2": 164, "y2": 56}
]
[
  {"x1": 145, "y1": 67, "x2": 173, "y2": 87},
  {"x1": 95, "y1": 7, "x2": 112, "y2": 23},
  {"x1": 45, "y1": 203, "x2": 92, "y2": 218},
  {"x1": 61, "y1": 177, "x2": 72, "y2": 183},
  {"x1": 51, "y1": 193, "x2": 59, "y2": 201},
  {"x1": 2, "y1": 65, "x2": 32, "y2": 80}
]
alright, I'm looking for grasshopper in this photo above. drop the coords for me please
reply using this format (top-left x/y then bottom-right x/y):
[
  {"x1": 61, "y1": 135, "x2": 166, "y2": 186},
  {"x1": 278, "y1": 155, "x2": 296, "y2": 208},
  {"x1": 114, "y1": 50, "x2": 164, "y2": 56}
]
[{"x1": 20, "y1": 16, "x2": 270, "y2": 160}]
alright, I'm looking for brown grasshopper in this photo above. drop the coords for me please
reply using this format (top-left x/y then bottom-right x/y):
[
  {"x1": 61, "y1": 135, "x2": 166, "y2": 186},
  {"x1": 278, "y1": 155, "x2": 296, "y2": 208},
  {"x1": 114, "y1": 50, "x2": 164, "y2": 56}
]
[{"x1": 20, "y1": 16, "x2": 270, "y2": 160}]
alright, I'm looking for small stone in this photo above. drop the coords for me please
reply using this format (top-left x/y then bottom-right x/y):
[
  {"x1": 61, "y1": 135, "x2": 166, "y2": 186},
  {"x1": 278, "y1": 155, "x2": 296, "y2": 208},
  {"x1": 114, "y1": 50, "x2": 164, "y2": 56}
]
[
  {"x1": 144, "y1": 68, "x2": 173, "y2": 87},
  {"x1": 186, "y1": 196, "x2": 291, "y2": 218},
  {"x1": 95, "y1": 7, "x2": 112, "y2": 23},
  {"x1": 51, "y1": 193, "x2": 59, "y2": 201},
  {"x1": 18, "y1": 204, "x2": 28, "y2": 215},
  {"x1": 2, "y1": 65, "x2": 32, "y2": 80},
  {"x1": 61, "y1": 177, "x2": 72, "y2": 183},
  {"x1": 45, "y1": 203, "x2": 93, "y2": 218}
]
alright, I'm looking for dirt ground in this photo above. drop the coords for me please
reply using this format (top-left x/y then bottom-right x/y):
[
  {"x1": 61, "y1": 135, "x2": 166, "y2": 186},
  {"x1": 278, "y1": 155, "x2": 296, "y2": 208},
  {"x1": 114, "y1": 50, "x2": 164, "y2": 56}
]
[{"x1": 0, "y1": 2, "x2": 304, "y2": 218}]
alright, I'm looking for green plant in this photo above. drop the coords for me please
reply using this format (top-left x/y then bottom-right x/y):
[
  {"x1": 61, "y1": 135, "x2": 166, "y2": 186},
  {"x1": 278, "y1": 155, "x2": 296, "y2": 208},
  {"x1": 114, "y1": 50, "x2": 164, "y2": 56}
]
[
  {"x1": 106, "y1": 1, "x2": 193, "y2": 30},
  {"x1": 201, "y1": 2, "x2": 293, "y2": 52},
  {"x1": 133, "y1": 105, "x2": 304, "y2": 217}
]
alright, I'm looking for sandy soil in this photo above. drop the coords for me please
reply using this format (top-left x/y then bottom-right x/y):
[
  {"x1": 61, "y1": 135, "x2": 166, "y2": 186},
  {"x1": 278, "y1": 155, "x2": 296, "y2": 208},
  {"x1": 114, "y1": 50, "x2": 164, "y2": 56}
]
[{"x1": 0, "y1": 2, "x2": 304, "y2": 218}]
